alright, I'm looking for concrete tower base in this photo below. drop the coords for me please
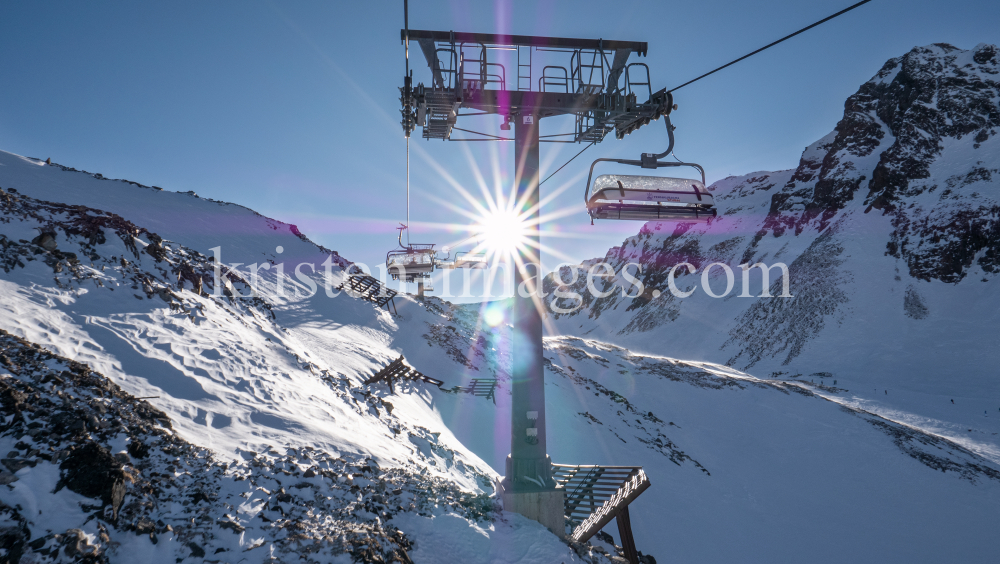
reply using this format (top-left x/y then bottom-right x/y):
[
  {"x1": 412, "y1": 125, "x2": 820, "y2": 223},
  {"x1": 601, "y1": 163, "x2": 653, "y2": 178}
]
[{"x1": 502, "y1": 488, "x2": 566, "y2": 538}]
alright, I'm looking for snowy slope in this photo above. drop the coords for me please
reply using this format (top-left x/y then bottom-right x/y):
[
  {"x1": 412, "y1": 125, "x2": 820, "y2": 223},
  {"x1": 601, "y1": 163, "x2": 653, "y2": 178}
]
[
  {"x1": 543, "y1": 44, "x2": 1000, "y2": 466},
  {"x1": 1, "y1": 40, "x2": 999, "y2": 561},
  {"x1": 1, "y1": 149, "x2": 998, "y2": 563},
  {"x1": 0, "y1": 154, "x2": 614, "y2": 563},
  {"x1": 536, "y1": 336, "x2": 999, "y2": 563}
]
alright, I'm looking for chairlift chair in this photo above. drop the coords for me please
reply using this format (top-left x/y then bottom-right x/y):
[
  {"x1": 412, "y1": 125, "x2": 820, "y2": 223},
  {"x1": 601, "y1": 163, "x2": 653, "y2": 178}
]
[
  {"x1": 454, "y1": 250, "x2": 488, "y2": 269},
  {"x1": 585, "y1": 116, "x2": 717, "y2": 224},
  {"x1": 386, "y1": 225, "x2": 436, "y2": 282},
  {"x1": 435, "y1": 246, "x2": 488, "y2": 270}
]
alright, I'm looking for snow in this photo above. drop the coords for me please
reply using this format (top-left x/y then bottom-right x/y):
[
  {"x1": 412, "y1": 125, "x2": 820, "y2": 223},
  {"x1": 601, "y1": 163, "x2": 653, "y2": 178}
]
[
  {"x1": 0, "y1": 150, "x2": 597, "y2": 562},
  {"x1": 534, "y1": 337, "x2": 1000, "y2": 563},
  {"x1": 2, "y1": 140, "x2": 999, "y2": 563},
  {"x1": 393, "y1": 512, "x2": 592, "y2": 564},
  {"x1": 2, "y1": 458, "x2": 96, "y2": 535}
]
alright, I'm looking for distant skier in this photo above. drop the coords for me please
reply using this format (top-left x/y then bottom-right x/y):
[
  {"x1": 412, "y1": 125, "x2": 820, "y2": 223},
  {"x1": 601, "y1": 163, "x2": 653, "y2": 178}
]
[
  {"x1": 885, "y1": 390, "x2": 887, "y2": 395},
  {"x1": 951, "y1": 399, "x2": 954, "y2": 404}
]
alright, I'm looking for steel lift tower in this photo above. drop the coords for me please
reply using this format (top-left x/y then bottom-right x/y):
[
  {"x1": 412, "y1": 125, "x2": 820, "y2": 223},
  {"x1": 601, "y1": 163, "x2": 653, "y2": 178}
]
[{"x1": 399, "y1": 26, "x2": 673, "y2": 536}]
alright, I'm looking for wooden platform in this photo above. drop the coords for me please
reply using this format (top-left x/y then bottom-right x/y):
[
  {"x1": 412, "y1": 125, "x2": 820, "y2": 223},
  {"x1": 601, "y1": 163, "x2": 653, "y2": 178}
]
[
  {"x1": 552, "y1": 464, "x2": 650, "y2": 564},
  {"x1": 363, "y1": 355, "x2": 442, "y2": 394},
  {"x1": 336, "y1": 274, "x2": 398, "y2": 314}
]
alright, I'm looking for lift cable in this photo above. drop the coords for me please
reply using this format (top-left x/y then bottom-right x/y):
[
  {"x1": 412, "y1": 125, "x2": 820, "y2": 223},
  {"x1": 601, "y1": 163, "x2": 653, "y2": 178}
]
[
  {"x1": 538, "y1": 141, "x2": 595, "y2": 187},
  {"x1": 539, "y1": 0, "x2": 874, "y2": 187},
  {"x1": 668, "y1": 0, "x2": 873, "y2": 92}
]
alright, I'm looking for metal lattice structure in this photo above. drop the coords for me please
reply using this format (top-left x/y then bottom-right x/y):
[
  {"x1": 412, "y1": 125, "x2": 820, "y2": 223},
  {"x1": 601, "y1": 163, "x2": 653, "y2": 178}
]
[
  {"x1": 363, "y1": 355, "x2": 443, "y2": 394},
  {"x1": 400, "y1": 30, "x2": 673, "y2": 144},
  {"x1": 336, "y1": 274, "x2": 398, "y2": 314},
  {"x1": 552, "y1": 464, "x2": 650, "y2": 562}
]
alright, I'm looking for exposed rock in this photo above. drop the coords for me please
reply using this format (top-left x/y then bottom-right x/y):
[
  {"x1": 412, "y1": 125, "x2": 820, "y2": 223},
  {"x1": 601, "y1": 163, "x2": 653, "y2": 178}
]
[
  {"x1": 1, "y1": 458, "x2": 36, "y2": 473},
  {"x1": 542, "y1": 43, "x2": 1000, "y2": 371},
  {"x1": 56, "y1": 442, "x2": 127, "y2": 520},
  {"x1": 904, "y1": 285, "x2": 930, "y2": 319},
  {"x1": 186, "y1": 542, "x2": 206, "y2": 558},
  {"x1": 31, "y1": 227, "x2": 58, "y2": 251},
  {"x1": 0, "y1": 187, "x2": 275, "y2": 318},
  {"x1": 0, "y1": 329, "x2": 555, "y2": 563},
  {"x1": 133, "y1": 517, "x2": 155, "y2": 535}
]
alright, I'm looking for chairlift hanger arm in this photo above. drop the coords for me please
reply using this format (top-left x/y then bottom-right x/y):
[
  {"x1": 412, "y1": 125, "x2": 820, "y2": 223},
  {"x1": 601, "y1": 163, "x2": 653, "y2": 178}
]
[
  {"x1": 650, "y1": 115, "x2": 675, "y2": 160},
  {"x1": 396, "y1": 224, "x2": 407, "y2": 249}
]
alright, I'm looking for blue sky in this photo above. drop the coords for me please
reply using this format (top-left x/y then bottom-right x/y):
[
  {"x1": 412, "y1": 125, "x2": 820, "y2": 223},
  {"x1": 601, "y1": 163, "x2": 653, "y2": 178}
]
[{"x1": 3, "y1": 0, "x2": 999, "y2": 296}]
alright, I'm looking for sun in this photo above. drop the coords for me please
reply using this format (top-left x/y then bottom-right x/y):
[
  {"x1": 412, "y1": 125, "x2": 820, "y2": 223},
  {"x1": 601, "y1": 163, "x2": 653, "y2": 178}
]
[{"x1": 475, "y1": 207, "x2": 530, "y2": 258}]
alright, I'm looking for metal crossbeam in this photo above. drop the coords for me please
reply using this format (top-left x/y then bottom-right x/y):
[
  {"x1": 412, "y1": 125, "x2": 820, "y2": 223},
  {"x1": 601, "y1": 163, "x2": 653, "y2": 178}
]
[
  {"x1": 413, "y1": 86, "x2": 672, "y2": 141},
  {"x1": 402, "y1": 29, "x2": 647, "y2": 55},
  {"x1": 363, "y1": 355, "x2": 443, "y2": 394},
  {"x1": 464, "y1": 378, "x2": 498, "y2": 404},
  {"x1": 551, "y1": 464, "x2": 650, "y2": 550}
]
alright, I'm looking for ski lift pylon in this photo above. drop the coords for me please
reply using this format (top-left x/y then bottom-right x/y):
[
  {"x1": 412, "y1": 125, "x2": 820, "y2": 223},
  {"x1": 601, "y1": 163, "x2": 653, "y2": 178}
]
[{"x1": 585, "y1": 116, "x2": 717, "y2": 224}]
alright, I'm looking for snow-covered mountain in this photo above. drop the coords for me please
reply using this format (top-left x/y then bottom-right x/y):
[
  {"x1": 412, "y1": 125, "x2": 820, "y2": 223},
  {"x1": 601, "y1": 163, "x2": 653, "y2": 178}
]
[
  {"x1": 544, "y1": 43, "x2": 1000, "y2": 467},
  {"x1": 0, "y1": 155, "x2": 599, "y2": 564},
  {"x1": 0, "y1": 42, "x2": 998, "y2": 564}
]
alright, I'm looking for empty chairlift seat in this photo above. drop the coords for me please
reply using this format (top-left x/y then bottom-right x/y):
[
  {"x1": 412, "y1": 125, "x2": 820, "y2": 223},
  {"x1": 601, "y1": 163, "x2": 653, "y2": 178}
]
[
  {"x1": 436, "y1": 250, "x2": 488, "y2": 270},
  {"x1": 583, "y1": 114, "x2": 720, "y2": 226},
  {"x1": 386, "y1": 244, "x2": 436, "y2": 281},
  {"x1": 454, "y1": 251, "x2": 488, "y2": 269},
  {"x1": 586, "y1": 174, "x2": 716, "y2": 222}
]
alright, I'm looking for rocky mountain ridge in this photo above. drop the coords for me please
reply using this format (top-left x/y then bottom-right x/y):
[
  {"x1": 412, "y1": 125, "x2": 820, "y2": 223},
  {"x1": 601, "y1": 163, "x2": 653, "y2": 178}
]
[
  {"x1": 760, "y1": 42, "x2": 1000, "y2": 282},
  {"x1": 544, "y1": 43, "x2": 1000, "y2": 464}
]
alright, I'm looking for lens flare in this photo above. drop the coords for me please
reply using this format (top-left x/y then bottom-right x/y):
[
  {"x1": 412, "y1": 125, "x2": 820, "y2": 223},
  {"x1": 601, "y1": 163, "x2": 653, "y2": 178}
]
[
  {"x1": 483, "y1": 302, "x2": 507, "y2": 327},
  {"x1": 476, "y1": 207, "x2": 529, "y2": 258}
]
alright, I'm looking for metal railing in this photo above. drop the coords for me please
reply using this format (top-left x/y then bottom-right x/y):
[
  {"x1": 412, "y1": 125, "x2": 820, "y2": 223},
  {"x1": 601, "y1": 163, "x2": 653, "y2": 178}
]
[
  {"x1": 571, "y1": 49, "x2": 606, "y2": 94},
  {"x1": 539, "y1": 65, "x2": 569, "y2": 93}
]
